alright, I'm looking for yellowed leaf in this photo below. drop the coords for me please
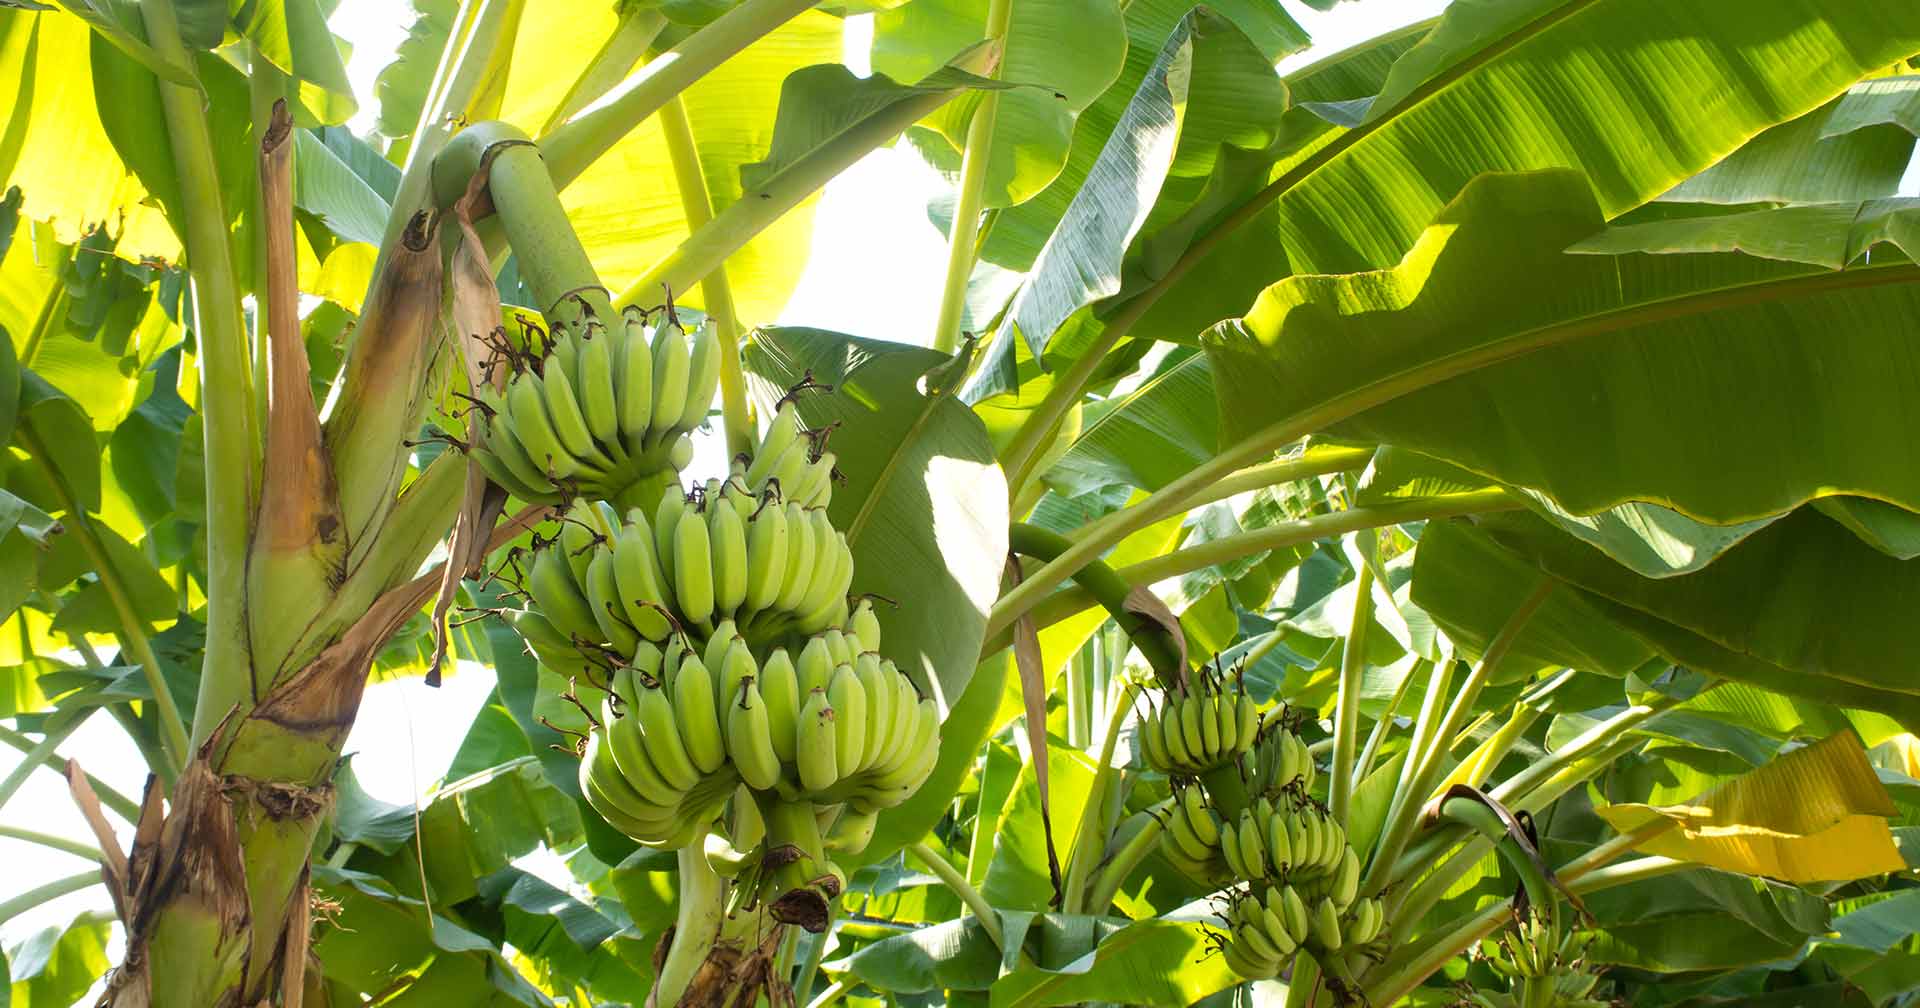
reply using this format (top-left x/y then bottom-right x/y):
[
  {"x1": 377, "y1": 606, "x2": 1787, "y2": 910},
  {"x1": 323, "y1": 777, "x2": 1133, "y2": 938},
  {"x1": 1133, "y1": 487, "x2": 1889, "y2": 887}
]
[{"x1": 1596, "y1": 731, "x2": 1905, "y2": 882}]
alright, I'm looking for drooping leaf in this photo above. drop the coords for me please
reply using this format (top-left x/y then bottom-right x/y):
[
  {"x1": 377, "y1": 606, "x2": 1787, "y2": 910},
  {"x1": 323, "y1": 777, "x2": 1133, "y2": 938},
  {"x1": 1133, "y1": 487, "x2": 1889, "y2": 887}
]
[
  {"x1": 743, "y1": 327, "x2": 1008, "y2": 710},
  {"x1": 1658, "y1": 90, "x2": 1920, "y2": 205},
  {"x1": 229, "y1": 0, "x2": 358, "y2": 125},
  {"x1": 1595, "y1": 731, "x2": 1904, "y2": 882}
]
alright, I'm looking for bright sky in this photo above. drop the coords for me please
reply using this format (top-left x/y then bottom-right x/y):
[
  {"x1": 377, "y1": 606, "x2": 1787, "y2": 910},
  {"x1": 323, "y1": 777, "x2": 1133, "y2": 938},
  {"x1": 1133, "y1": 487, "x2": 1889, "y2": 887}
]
[{"x1": 0, "y1": 0, "x2": 1444, "y2": 968}]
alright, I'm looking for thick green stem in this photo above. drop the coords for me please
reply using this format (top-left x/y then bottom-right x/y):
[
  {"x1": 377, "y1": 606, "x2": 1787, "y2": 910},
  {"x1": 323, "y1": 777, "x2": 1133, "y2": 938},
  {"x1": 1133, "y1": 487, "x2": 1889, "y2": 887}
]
[
  {"x1": 0, "y1": 870, "x2": 100, "y2": 927},
  {"x1": 1064, "y1": 683, "x2": 1138, "y2": 912},
  {"x1": 908, "y1": 841, "x2": 1005, "y2": 950},
  {"x1": 0, "y1": 724, "x2": 138, "y2": 822},
  {"x1": 138, "y1": 0, "x2": 255, "y2": 749},
  {"x1": 542, "y1": 0, "x2": 820, "y2": 187},
  {"x1": 658, "y1": 844, "x2": 726, "y2": 1005},
  {"x1": 1008, "y1": 523, "x2": 1183, "y2": 685},
  {"x1": 660, "y1": 95, "x2": 753, "y2": 455},
  {"x1": 19, "y1": 426, "x2": 188, "y2": 770},
  {"x1": 1329, "y1": 561, "x2": 1375, "y2": 823},
  {"x1": 1120, "y1": 447, "x2": 1374, "y2": 530},
  {"x1": 1433, "y1": 797, "x2": 1559, "y2": 939},
  {"x1": 0, "y1": 824, "x2": 103, "y2": 862},
  {"x1": 1570, "y1": 854, "x2": 1687, "y2": 892},
  {"x1": 931, "y1": 0, "x2": 1015, "y2": 353}
]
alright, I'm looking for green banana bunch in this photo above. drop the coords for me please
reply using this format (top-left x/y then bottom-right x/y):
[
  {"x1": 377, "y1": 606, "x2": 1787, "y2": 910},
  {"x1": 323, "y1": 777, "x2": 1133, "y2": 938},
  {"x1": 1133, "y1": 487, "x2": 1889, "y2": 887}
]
[
  {"x1": 1242, "y1": 720, "x2": 1316, "y2": 799},
  {"x1": 1218, "y1": 794, "x2": 1350, "y2": 884},
  {"x1": 471, "y1": 312, "x2": 716, "y2": 509},
  {"x1": 1157, "y1": 785, "x2": 1232, "y2": 884},
  {"x1": 1217, "y1": 884, "x2": 1386, "y2": 981},
  {"x1": 1138, "y1": 677, "x2": 1261, "y2": 777},
  {"x1": 577, "y1": 643, "x2": 741, "y2": 849},
  {"x1": 740, "y1": 400, "x2": 838, "y2": 510}
]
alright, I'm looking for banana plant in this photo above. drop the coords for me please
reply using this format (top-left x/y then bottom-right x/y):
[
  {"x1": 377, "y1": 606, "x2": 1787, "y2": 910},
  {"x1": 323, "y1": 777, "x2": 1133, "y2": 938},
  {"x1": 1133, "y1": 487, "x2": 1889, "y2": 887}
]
[{"x1": 3, "y1": 0, "x2": 1920, "y2": 1006}]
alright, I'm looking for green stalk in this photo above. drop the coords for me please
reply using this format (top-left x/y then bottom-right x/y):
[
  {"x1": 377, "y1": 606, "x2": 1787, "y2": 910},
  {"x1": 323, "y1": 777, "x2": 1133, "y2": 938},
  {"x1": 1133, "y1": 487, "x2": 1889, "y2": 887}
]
[
  {"x1": 660, "y1": 95, "x2": 754, "y2": 455},
  {"x1": 138, "y1": 0, "x2": 255, "y2": 749},
  {"x1": 1064, "y1": 683, "x2": 1139, "y2": 913},
  {"x1": 18, "y1": 426, "x2": 187, "y2": 770},
  {"x1": 0, "y1": 711, "x2": 91, "y2": 812},
  {"x1": 1008, "y1": 523, "x2": 1182, "y2": 684},
  {"x1": 543, "y1": 7, "x2": 669, "y2": 133},
  {"x1": 0, "y1": 870, "x2": 100, "y2": 927},
  {"x1": 1433, "y1": 674, "x2": 1569, "y2": 797},
  {"x1": 0, "y1": 824, "x2": 103, "y2": 862},
  {"x1": 1354, "y1": 657, "x2": 1423, "y2": 786},
  {"x1": 1568, "y1": 854, "x2": 1687, "y2": 892},
  {"x1": 542, "y1": 0, "x2": 820, "y2": 186},
  {"x1": 931, "y1": 0, "x2": 1015, "y2": 353},
  {"x1": 376, "y1": 0, "x2": 521, "y2": 276},
  {"x1": 1000, "y1": 321, "x2": 1129, "y2": 499},
  {"x1": 908, "y1": 841, "x2": 1005, "y2": 950},
  {"x1": 1363, "y1": 579, "x2": 1554, "y2": 899},
  {"x1": 1329, "y1": 561, "x2": 1375, "y2": 823},
  {"x1": 1491, "y1": 685, "x2": 1694, "y2": 805},
  {"x1": 1121, "y1": 447, "x2": 1374, "y2": 529},
  {"x1": 612, "y1": 79, "x2": 977, "y2": 308},
  {"x1": 1084, "y1": 798, "x2": 1173, "y2": 911},
  {"x1": 1285, "y1": 957, "x2": 1322, "y2": 1008},
  {"x1": 989, "y1": 491, "x2": 1519, "y2": 642},
  {"x1": 657, "y1": 844, "x2": 726, "y2": 1005},
  {"x1": 1432, "y1": 796, "x2": 1558, "y2": 939},
  {"x1": 792, "y1": 924, "x2": 833, "y2": 1004},
  {"x1": 0, "y1": 724, "x2": 138, "y2": 822},
  {"x1": 806, "y1": 977, "x2": 853, "y2": 1008}
]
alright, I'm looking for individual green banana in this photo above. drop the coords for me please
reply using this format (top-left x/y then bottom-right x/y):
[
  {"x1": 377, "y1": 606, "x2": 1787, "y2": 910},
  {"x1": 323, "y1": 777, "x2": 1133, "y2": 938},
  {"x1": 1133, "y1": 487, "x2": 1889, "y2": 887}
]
[
  {"x1": 1332, "y1": 846, "x2": 1360, "y2": 908},
  {"x1": 745, "y1": 401, "x2": 801, "y2": 486},
  {"x1": 849, "y1": 599, "x2": 882, "y2": 653},
  {"x1": 793, "y1": 449, "x2": 835, "y2": 507},
  {"x1": 773, "y1": 501, "x2": 818, "y2": 613},
  {"x1": 743, "y1": 500, "x2": 789, "y2": 615},
  {"x1": 1259, "y1": 899, "x2": 1299, "y2": 955},
  {"x1": 821, "y1": 629, "x2": 855, "y2": 668},
  {"x1": 541, "y1": 352, "x2": 610, "y2": 468},
  {"x1": 1221, "y1": 936, "x2": 1277, "y2": 981},
  {"x1": 1139, "y1": 709, "x2": 1173, "y2": 770},
  {"x1": 853, "y1": 653, "x2": 893, "y2": 773},
  {"x1": 1237, "y1": 811, "x2": 1269, "y2": 878},
  {"x1": 759, "y1": 648, "x2": 801, "y2": 764},
  {"x1": 507, "y1": 373, "x2": 574, "y2": 477},
  {"x1": 1310, "y1": 897, "x2": 1344, "y2": 951},
  {"x1": 796, "y1": 636, "x2": 835, "y2": 695},
  {"x1": 612, "y1": 524, "x2": 675, "y2": 639},
  {"x1": 654, "y1": 487, "x2": 686, "y2": 586},
  {"x1": 1279, "y1": 886, "x2": 1310, "y2": 944},
  {"x1": 1235, "y1": 695, "x2": 1259, "y2": 759},
  {"x1": 827, "y1": 664, "x2": 868, "y2": 773},
  {"x1": 1265, "y1": 805, "x2": 1293, "y2": 871},
  {"x1": 703, "y1": 619, "x2": 739, "y2": 676},
  {"x1": 1200, "y1": 694, "x2": 1222, "y2": 762},
  {"x1": 649, "y1": 322, "x2": 690, "y2": 436},
  {"x1": 670, "y1": 650, "x2": 727, "y2": 773},
  {"x1": 825, "y1": 807, "x2": 878, "y2": 855},
  {"x1": 672, "y1": 505, "x2": 715, "y2": 626},
  {"x1": 583, "y1": 549, "x2": 640, "y2": 655},
  {"x1": 616, "y1": 315, "x2": 654, "y2": 437},
  {"x1": 1180, "y1": 699, "x2": 1209, "y2": 767},
  {"x1": 1161, "y1": 707, "x2": 1195, "y2": 769},
  {"x1": 708, "y1": 500, "x2": 749, "y2": 616},
  {"x1": 529, "y1": 545, "x2": 601, "y2": 644},
  {"x1": 603, "y1": 701, "x2": 681, "y2": 808},
  {"x1": 679, "y1": 321, "x2": 721, "y2": 432},
  {"x1": 631, "y1": 683, "x2": 700, "y2": 791},
  {"x1": 796, "y1": 687, "x2": 839, "y2": 794},
  {"x1": 1347, "y1": 898, "x2": 1381, "y2": 945},
  {"x1": 1165, "y1": 804, "x2": 1216, "y2": 863},
  {"x1": 727, "y1": 679, "x2": 782, "y2": 791},
  {"x1": 717, "y1": 637, "x2": 758, "y2": 711},
  {"x1": 1179, "y1": 787, "x2": 1219, "y2": 847},
  {"x1": 576, "y1": 325, "x2": 619, "y2": 443},
  {"x1": 1236, "y1": 912, "x2": 1287, "y2": 965}
]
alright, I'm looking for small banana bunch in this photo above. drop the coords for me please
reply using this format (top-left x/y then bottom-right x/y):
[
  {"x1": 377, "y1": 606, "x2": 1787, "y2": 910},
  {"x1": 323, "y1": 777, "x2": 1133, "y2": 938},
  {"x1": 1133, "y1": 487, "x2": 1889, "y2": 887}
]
[
  {"x1": 470, "y1": 311, "x2": 719, "y2": 507},
  {"x1": 1242, "y1": 721, "x2": 1316, "y2": 798},
  {"x1": 1470, "y1": 916, "x2": 1608, "y2": 1008},
  {"x1": 1218, "y1": 883, "x2": 1385, "y2": 980},
  {"x1": 1138, "y1": 675, "x2": 1260, "y2": 776},
  {"x1": 518, "y1": 480, "x2": 854, "y2": 661},
  {"x1": 1159, "y1": 785, "x2": 1232, "y2": 883},
  {"x1": 577, "y1": 641, "x2": 742, "y2": 848},
  {"x1": 736, "y1": 614, "x2": 942, "y2": 814},
  {"x1": 1219, "y1": 795, "x2": 1351, "y2": 883}
]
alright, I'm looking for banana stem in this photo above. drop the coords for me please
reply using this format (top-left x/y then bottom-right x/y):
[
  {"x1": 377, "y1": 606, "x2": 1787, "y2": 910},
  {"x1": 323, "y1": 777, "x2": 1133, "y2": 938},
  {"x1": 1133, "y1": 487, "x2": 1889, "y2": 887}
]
[
  {"x1": 541, "y1": 6, "x2": 669, "y2": 134},
  {"x1": 805, "y1": 977, "x2": 853, "y2": 1008},
  {"x1": 0, "y1": 724, "x2": 138, "y2": 822},
  {"x1": 1063, "y1": 682, "x2": 1139, "y2": 912},
  {"x1": 0, "y1": 870, "x2": 101, "y2": 927},
  {"x1": 931, "y1": 0, "x2": 1015, "y2": 353},
  {"x1": 0, "y1": 824, "x2": 104, "y2": 862},
  {"x1": 658, "y1": 844, "x2": 727, "y2": 1005},
  {"x1": 1084, "y1": 798, "x2": 1172, "y2": 912},
  {"x1": 660, "y1": 95, "x2": 754, "y2": 456},
  {"x1": 907, "y1": 841, "x2": 1005, "y2": 951},
  {"x1": 1363, "y1": 578, "x2": 1552, "y2": 899},
  {"x1": 1329, "y1": 561, "x2": 1375, "y2": 823},
  {"x1": 18, "y1": 426, "x2": 188, "y2": 771},
  {"x1": 1354, "y1": 657, "x2": 1423, "y2": 787},
  {"x1": 138, "y1": 0, "x2": 256, "y2": 749},
  {"x1": 1007, "y1": 523, "x2": 1183, "y2": 686}
]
